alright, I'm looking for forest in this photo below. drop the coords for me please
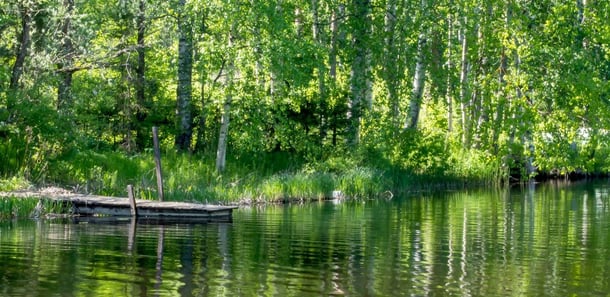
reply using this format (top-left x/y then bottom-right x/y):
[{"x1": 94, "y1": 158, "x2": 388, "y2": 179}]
[{"x1": 1, "y1": 0, "x2": 609, "y2": 202}]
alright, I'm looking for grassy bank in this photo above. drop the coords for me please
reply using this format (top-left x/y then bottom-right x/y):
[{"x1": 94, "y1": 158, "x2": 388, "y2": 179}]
[{"x1": 1, "y1": 144, "x2": 506, "y2": 205}]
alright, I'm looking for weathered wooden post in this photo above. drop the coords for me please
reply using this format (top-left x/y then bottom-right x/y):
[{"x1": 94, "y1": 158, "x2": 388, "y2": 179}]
[
  {"x1": 152, "y1": 126, "x2": 165, "y2": 201},
  {"x1": 127, "y1": 184, "x2": 138, "y2": 216},
  {"x1": 128, "y1": 217, "x2": 137, "y2": 253}
]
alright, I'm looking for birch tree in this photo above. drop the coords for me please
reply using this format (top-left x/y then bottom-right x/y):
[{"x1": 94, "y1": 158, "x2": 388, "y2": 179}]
[
  {"x1": 382, "y1": 0, "x2": 405, "y2": 132},
  {"x1": 57, "y1": 0, "x2": 75, "y2": 113},
  {"x1": 215, "y1": 28, "x2": 235, "y2": 173},
  {"x1": 404, "y1": 31, "x2": 427, "y2": 130},
  {"x1": 445, "y1": 12, "x2": 454, "y2": 133},
  {"x1": 175, "y1": 0, "x2": 194, "y2": 151},
  {"x1": 404, "y1": 0, "x2": 429, "y2": 131},
  {"x1": 458, "y1": 15, "x2": 470, "y2": 146},
  {"x1": 347, "y1": 0, "x2": 372, "y2": 147},
  {"x1": 134, "y1": 0, "x2": 148, "y2": 149}
]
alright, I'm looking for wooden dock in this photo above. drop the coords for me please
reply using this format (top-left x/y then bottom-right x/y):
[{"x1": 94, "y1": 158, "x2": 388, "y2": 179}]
[
  {"x1": 1, "y1": 128, "x2": 239, "y2": 222},
  {"x1": 1, "y1": 189, "x2": 237, "y2": 222},
  {"x1": 60, "y1": 195, "x2": 237, "y2": 220}
]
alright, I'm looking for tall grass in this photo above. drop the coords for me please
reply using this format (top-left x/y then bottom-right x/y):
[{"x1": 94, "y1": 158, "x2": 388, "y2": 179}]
[
  {"x1": 447, "y1": 148, "x2": 508, "y2": 185},
  {"x1": 0, "y1": 197, "x2": 68, "y2": 219},
  {"x1": 1, "y1": 138, "x2": 505, "y2": 204},
  {"x1": 37, "y1": 149, "x2": 392, "y2": 203}
]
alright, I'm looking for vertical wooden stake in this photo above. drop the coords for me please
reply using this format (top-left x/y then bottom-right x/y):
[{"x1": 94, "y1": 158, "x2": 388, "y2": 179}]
[
  {"x1": 152, "y1": 126, "x2": 164, "y2": 201},
  {"x1": 127, "y1": 184, "x2": 138, "y2": 217},
  {"x1": 128, "y1": 216, "x2": 137, "y2": 253}
]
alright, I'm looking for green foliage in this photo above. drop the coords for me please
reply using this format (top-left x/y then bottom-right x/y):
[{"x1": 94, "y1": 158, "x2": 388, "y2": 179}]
[
  {"x1": 51, "y1": 150, "x2": 141, "y2": 194},
  {"x1": 0, "y1": 197, "x2": 68, "y2": 219},
  {"x1": 0, "y1": 176, "x2": 30, "y2": 192},
  {"x1": 1, "y1": 0, "x2": 609, "y2": 202},
  {"x1": 0, "y1": 91, "x2": 72, "y2": 182},
  {"x1": 389, "y1": 129, "x2": 451, "y2": 176},
  {"x1": 447, "y1": 148, "x2": 507, "y2": 185}
]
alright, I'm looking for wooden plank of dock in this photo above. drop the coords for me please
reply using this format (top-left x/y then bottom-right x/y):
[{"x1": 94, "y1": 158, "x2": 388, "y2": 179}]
[
  {"x1": 1, "y1": 189, "x2": 237, "y2": 221},
  {"x1": 53, "y1": 194, "x2": 238, "y2": 219}
]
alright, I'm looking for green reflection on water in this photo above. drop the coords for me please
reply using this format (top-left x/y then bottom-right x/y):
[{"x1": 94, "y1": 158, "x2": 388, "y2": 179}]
[{"x1": 1, "y1": 181, "x2": 609, "y2": 296}]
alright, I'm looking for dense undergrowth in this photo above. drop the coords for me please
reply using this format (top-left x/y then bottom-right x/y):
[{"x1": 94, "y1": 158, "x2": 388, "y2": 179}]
[{"x1": 0, "y1": 131, "x2": 507, "y2": 205}]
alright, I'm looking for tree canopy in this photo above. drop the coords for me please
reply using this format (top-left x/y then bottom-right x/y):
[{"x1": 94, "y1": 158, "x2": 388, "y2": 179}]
[{"x1": 1, "y1": 0, "x2": 609, "y2": 184}]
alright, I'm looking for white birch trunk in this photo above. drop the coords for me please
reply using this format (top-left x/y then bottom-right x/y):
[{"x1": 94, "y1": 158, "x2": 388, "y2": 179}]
[
  {"x1": 347, "y1": 0, "x2": 371, "y2": 147},
  {"x1": 405, "y1": 32, "x2": 427, "y2": 130},
  {"x1": 384, "y1": 0, "x2": 399, "y2": 129},
  {"x1": 311, "y1": 0, "x2": 327, "y2": 140},
  {"x1": 446, "y1": 14, "x2": 453, "y2": 133},
  {"x1": 459, "y1": 19, "x2": 469, "y2": 146},
  {"x1": 216, "y1": 32, "x2": 235, "y2": 173},
  {"x1": 492, "y1": 4, "x2": 512, "y2": 153},
  {"x1": 329, "y1": 5, "x2": 344, "y2": 81},
  {"x1": 215, "y1": 78, "x2": 232, "y2": 172},
  {"x1": 294, "y1": 8, "x2": 302, "y2": 37},
  {"x1": 405, "y1": 0, "x2": 428, "y2": 130},
  {"x1": 577, "y1": 0, "x2": 586, "y2": 25}
]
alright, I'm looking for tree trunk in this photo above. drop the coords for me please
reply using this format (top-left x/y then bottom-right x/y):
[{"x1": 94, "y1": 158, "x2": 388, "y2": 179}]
[
  {"x1": 329, "y1": 4, "x2": 344, "y2": 146},
  {"x1": 384, "y1": 0, "x2": 400, "y2": 130},
  {"x1": 175, "y1": 0, "x2": 194, "y2": 152},
  {"x1": 196, "y1": 58, "x2": 225, "y2": 154},
  {"x1": 329, "y1": 5, "x2": 343, "y2": 81},
  {"x1": 405, "y1": 31, "x2": 427, "y2": 130},
  {"x1": 404, "y1": 0, "x2": 429, "y2": 131},
  {"x1": 57, "y1": 0, "x2": 75, "y2": 112},
  {"x1": 513, "y1": 41, "x2": 536, "y2": 178},
  {"x1": 216, "y1": 31, "x2": 235, "y2": 173},
  {"x1": 347, "y1": 0, "x2": 371, "y2": 147},
  {"x1": 576, "y1": 0, "x2": 587, "y2": 48},
  {"x1": 10, "y1": 2, "x2": 32, "y2": 91},
  {"x1": 311, "y1": 0, "x2": 327, "y2": 142},
  {"x1": 446, "y1": 13, "x2": 453, "y2": 133},
  {"x1": 492, "y1": 5, "x2": 511, "y2": 154},
  {"x1": 577, "y1": 0, "x2": 586, "y2": 25},
  {"x1": 195, "y1": 74, "x2": 207, "y2": 153},
  {"x1": 459, "y1": 18, "x2": 470, "y2": 147},
  {"x1": 492, "y1": 46, "x2": 507, "y2": 154},
  {"x1": 471, "y1": 14, "x2": 485, "y2": 147},
  {"x1": 216, "y1": 62, "x2": 233, "y2": 173},
  {"x1": 135, "y1": 0, "x2": 147, "y2": 150},
  {"x1": 194, "y1": 36, "x2": 207, "y2": 154},
  {"x1": 294, "y1": 8, "x2": 303, "y2": 37},
  {"x1": 57, "y1": 0, "x2": 74, "y2": 114}
]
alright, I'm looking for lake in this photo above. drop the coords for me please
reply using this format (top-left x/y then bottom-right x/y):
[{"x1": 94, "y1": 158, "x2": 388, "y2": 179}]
[{"x1": 1, "y1": 180, "x2": 609, "y2": 296}]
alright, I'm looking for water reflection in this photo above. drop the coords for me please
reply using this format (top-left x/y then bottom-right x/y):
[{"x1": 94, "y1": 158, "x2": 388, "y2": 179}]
[{"x1": 0, "y1": 181, "x2": 609, "y2": 296}]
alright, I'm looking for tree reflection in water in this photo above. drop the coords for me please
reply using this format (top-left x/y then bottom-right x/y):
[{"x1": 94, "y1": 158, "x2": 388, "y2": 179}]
[{"x1": 0, "y1": 181, "x2": 609, "y2": 296}]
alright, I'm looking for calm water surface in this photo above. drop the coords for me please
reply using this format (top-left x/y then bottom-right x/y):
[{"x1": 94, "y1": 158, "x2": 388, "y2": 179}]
[{"x1": 1, "y1": 181, "x2": 610, "y2": 296}]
